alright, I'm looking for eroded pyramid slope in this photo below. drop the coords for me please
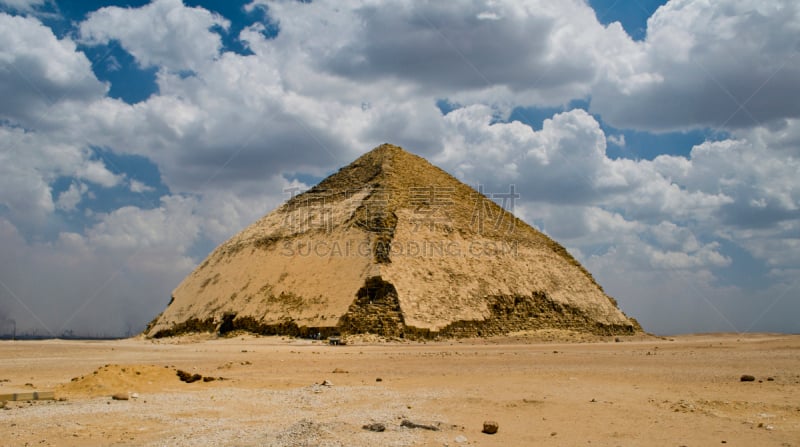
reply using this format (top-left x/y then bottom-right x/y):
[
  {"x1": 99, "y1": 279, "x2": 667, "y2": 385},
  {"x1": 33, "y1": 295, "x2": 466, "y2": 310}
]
[{"x1": 145, "y1": 144, "x2": 641, "y2": 338}]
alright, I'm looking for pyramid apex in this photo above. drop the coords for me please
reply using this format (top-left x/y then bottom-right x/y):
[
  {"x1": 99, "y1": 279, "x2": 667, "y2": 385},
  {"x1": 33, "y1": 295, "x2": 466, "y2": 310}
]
[
  {"x1": 355, "y1": 143, "x2": 408, "y2": 164},
  {"x1": 372, "y1": 143, "x2": 406, "y2": 153}
]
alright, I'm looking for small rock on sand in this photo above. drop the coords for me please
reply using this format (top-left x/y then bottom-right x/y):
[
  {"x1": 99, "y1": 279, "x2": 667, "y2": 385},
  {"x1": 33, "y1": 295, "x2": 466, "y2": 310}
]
[
  {"x1": 176, "y1": 370, "x2": 203, "y2": 383},
  {"x1": 362, "y1": 423, "x2": 386, "y2": 432},
  {"x1": 482, "y1": 421, "x2": 499, "y2": 434},
  {"x1": 111, "y1": 393, "x2": 129, "y2": 401},
  {"x1": 740, "y1": 375, "x2": 756, "y2": 382},
  {"x1": 401, "y1": 419, "x2": 439, "y2": 431}
]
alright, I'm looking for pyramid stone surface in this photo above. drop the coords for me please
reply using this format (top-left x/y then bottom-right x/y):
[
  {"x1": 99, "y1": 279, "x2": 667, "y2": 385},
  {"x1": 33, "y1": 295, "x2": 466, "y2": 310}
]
[{"x1": 145, "y1": 144, "x2": 641, "y2": 338}]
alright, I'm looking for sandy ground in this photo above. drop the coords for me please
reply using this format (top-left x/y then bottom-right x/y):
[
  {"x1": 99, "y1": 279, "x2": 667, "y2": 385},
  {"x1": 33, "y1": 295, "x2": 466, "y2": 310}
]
[{"x1": 0, "y1": 332, "x2": 798, "y2": 446}]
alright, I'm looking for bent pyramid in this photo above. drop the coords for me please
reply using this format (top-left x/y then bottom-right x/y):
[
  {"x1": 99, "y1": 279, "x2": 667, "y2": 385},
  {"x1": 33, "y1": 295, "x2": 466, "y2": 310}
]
[{"x1": 145, "y1": 144, "x2": 641, "y2": 339}]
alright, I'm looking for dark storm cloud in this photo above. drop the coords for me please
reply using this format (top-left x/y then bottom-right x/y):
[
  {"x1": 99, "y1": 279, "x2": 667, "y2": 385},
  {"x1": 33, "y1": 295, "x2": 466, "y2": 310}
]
[
  {"x1": 718, "y1": 202, "x2": 800, "y2": 230},
  {"x1": 165, "y1": 115, "x2": 349, "y2": 192},
  {"x1": 324, "y1": 2, "x2": 593, "y2": 93}
]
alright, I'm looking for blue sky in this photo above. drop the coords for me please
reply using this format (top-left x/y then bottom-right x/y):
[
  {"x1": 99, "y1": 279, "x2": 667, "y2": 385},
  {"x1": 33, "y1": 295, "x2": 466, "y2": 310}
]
[{"x1": 0, "y1": 0, "x2": 798, "y2": 337}]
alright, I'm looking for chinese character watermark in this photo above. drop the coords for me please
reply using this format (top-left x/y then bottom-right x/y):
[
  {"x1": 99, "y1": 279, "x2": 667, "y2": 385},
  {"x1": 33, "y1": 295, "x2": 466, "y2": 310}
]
[
  {"x1": 470, "y1": 184, "x2": 519, "y2": 235},
  {"x1": 409, "y1": 185, "x2": 454, "y2": 231}
]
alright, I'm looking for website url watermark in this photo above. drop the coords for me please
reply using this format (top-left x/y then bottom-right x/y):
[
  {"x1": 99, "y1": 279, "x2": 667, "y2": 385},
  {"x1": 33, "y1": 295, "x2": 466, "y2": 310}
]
[{"x1": 279, "y1": 239, "x2": 519, "y2": 258}]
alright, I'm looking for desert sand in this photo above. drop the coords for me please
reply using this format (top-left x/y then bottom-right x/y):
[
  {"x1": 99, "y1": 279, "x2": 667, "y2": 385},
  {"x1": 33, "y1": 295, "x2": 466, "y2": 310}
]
[{"x1": 0, "y1": 332, "x2": 798, "y2": 446}]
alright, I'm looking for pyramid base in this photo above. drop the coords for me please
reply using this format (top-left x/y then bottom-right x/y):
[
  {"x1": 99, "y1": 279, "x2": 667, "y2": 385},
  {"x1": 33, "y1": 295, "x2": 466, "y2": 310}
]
[{"x1": 149, "y1": 288, "x2": 640, "y2": 340}]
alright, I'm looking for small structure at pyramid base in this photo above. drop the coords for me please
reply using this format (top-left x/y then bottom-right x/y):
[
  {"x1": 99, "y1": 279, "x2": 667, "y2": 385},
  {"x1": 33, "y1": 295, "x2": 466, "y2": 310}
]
[{"x1": 144, "y1": 144, "x2": 642, "y2": 340}]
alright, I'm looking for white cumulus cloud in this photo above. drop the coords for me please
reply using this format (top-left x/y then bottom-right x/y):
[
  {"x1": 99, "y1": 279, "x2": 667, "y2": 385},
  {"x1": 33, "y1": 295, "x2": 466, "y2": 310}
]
[
  {"x1": 0, "y1": 13, "x2": 107, "y2": 126},
  {"x1": 79, "y1": 0, "x2": 230, "y2": 72},
  {"x1": 592, "y1": 0, "x2": 800, "y2": 131}
]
